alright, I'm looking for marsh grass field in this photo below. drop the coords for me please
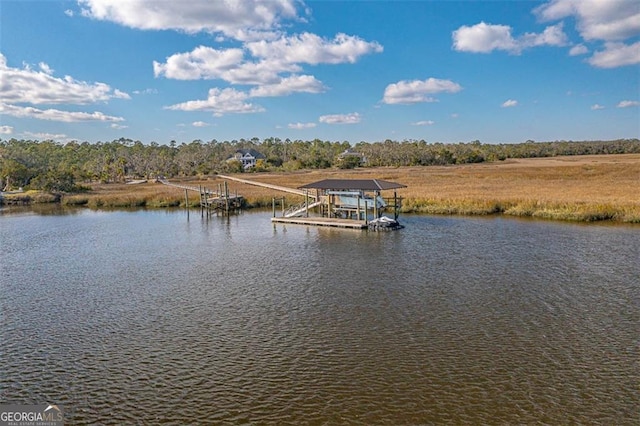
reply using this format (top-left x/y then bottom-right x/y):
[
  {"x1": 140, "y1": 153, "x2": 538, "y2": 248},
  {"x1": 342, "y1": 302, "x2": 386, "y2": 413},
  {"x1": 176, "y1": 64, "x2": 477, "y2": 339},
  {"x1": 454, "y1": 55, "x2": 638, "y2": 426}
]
[{"x1": 31, "y1": 153, "x2": 640, "y2": 223}]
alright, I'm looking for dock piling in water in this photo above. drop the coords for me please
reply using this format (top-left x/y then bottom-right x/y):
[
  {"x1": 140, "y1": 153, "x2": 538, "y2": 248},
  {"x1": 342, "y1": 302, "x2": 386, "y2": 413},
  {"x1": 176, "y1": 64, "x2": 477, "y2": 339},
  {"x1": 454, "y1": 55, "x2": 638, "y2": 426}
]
[{"x1": 159, "y1": 179, "x2": 243, "y2": 216}]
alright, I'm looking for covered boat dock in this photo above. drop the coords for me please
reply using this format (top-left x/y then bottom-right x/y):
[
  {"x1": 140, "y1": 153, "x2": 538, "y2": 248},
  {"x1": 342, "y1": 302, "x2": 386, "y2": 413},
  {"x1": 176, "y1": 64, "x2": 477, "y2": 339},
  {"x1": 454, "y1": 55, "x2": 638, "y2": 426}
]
[{"x1": 271, "y1": 178, "x2": 406, "y2": 230}]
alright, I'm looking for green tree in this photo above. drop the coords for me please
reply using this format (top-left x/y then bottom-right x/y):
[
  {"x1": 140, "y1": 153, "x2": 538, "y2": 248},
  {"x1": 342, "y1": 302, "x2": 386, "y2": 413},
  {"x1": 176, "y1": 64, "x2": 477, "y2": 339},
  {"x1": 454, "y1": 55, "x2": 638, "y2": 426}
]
[{"x1": 0, "y1": 158, "x2": 32, "y2": 189}]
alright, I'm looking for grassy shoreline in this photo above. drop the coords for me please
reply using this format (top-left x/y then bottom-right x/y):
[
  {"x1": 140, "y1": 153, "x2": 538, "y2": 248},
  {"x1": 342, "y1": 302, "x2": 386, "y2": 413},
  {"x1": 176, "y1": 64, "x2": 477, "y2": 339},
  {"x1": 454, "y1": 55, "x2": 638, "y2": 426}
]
[{"x1": 3, "y1": 154, "x2": 639, "y2": 223}]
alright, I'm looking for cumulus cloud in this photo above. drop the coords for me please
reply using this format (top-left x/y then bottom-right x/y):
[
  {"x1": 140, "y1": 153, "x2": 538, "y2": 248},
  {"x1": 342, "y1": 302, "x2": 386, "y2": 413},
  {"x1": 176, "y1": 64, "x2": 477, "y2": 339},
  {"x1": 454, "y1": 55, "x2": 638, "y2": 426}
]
[
  {"x1": 78, "y1": 0, "x2": 304, "y2": 41},
  {"x1": 288, "y1": 122, "x2": 316, "y2": 129},
  {"x1": 24, "y1": 131, "x2": 69, "y2": 140},
  {"x1": 0, "y1": 125, "x2": 13, "y2": 134},
  {"x1": 535, "y1": 0, "x2": 640, "y2": 41},
  {"x1": 0, "y1": 53, "x2": 130, "y2": 105},
  {"x1": 452, "y1": 22, "x2": 567, "y2": 54},
  {"x1": 0, "y1": 103, "x2": 125, "y2": 122},
  {"x1": 192, "y1": 121, "x2": 209, "y2": 127},
  {"x1": 110, "y1": 123, "x2": 128, "y2": 129},
  {"x1": 165, "y1": 88, "x2": 264, "y2": 117},
  {"x1": 153, "y1": 46, "x2": 246, "y2": 80},
  {"x1": 535, "y1": 0, "x2": 640, "y2": 68},
  {"x1": 245, "y1": 33, "x2": 383, "y2": 65},
  {"x1": 591, "y1": 104, "x2": 604, "y2": 110},
  {"x1": 569, "y1": 44, "x2": 589, "y2": 56},
  {"x1": 154, "y1": 32, "x2": 381, "y2": 111},
  {"x1": 133, "y1": 88, "x2": 158, "y2": 95},
  {"x1": 501, "y1": 99, "x2": 518, "y2": 108},
  {"x1": 411, "y1": 120, "x2": 435, "y2": 126},
  {"x1": 588, "y1": 41, "x2": 640, "y2": 68},
  {"x1": 38, "y1": 62, "x2": 54, "y2": 75},
  {"x1": 319, "y1": 112, "x2": 361, "y2": 124},
  {"x1": 617, "y1": 100, "x2": 639, "y2": 108},
  {"x1": 452, "y1": 22, "x2": 518, "y2": 53},
  {"x1": 249, "y1": 75, "x2": 325, "y2": 97},
  {"x1": 454, "y1": 1, "x2": 639, "y2": 67},
  {"x1": 0, "y1": 53, "x2": 129, "y2": 124},
  {"x1": 165, "y1": 74, "x2": 326, "y2": 116},
  {"x1": 522, "y1": 23, "x2": 569, "y2": 48},
  {"x1": 126, "y1": 2, "x2": 383, "y2": 115},
  {"x1": 383, "y1": 78, "x2": 462, "y2": 105},
  {"x1": 153, "y1": 33, "x2": 382, "y2": 86}
]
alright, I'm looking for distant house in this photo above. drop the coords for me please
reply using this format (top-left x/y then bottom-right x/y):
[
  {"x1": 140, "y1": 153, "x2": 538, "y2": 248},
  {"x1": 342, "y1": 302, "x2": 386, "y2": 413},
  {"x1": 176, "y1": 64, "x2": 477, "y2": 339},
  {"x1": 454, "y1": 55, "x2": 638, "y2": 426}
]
[
  {"x1": 337, "y1": 149, "x2": 366, "y2": 166},
  {"x1": 228, "y1": 149, "x2": 266, "y2": 170}
]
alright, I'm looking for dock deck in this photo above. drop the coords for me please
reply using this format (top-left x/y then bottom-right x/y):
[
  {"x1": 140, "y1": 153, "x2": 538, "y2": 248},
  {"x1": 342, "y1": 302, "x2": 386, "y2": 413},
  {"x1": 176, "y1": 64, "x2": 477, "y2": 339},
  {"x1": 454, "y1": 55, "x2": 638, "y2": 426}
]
[{"x1": 271, "y1": 216, "x2": 368, "y2": 229}]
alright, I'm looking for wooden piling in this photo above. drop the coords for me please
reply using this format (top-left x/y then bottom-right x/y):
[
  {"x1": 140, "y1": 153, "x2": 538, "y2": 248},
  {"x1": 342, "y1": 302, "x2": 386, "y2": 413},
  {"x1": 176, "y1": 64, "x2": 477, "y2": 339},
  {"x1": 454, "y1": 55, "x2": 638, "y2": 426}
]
[
  {"x1": 184, "y1": 188, "x2": 189, "y2": 219},
  {"x1": 224, "y1": 181, "x2": 229, "y2": 213}
]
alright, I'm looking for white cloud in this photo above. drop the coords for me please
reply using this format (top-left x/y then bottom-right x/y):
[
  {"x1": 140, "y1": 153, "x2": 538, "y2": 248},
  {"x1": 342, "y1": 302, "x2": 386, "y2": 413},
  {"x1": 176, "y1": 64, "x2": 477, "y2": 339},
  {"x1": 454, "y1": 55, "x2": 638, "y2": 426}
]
[
  {"x1": 155, "y1": 31, "x2": 383, "y2": 115},
  {"x1": 569, "y1": 44, "x2": 589, "y2": 56},
  {"x1": 64, "y1": 9, "x2": 74, "y2": 17},
  {"x1": 110, "y1": 123, "x2": 128, "y2": 129},
  {"x1": 221, "y1": 58, "x2": 302, "y2": 85},
  {"x1": 78, "y1": 0, "x2": 304, "y2": 41},
  {"x1": 153, "y1": 46, "x2": 246, "y2": 80},
  {"x1": 535, "y1": 0, "x2": 640, "y2": 68},
  {"x1": 165, "y1": 88, "x2": 264, "y2": 117},
  {"x1": 502, "y1": 99, "x2": 518, "y2": 108},
  {"x1": 588, "y1": 41, "x2": 640, "y2": 68},
  {"x1": 412, "y1": 120, "x2": 435, "y2": 126},
  {"x1": 153, "y1": 32, "x2": 382, "y2": 87},
  {"x1": 453, "y1": 22, "x2": 518, "y2": 53},
  {"x1": 38, "y1": 62, "x2": 54, "y2": 75},
  {"x1": 0, "y1": 103, "x2": 125, "y2": 122},
  {"x1": 165, "y1": 75, "x2": 324, "y2": 117},
  {"x1": 0, "y1": 125, "x2": 13, "y2": 134},
  {"x1": 535, "y1": 0, "x2": 640, "y2": 42},
  {"x1": 0, "y1": 53, "x2": 130, "y2": 105},
  {"x1": 23, "y1": 131, "x2": 69, "y2": 141},
  {"x1": 133, "y1": 88, "x2": 158, "y2": 95},
  {"x1": 521, "y1": 23, "x2": 569, "y2": 48},
  {"x1": 192, "y1": 121, "x2": 209, "y2": 127},
  {"x1": 288, "y1": 122, "x2": 316, "y2": 129},
  {"x1": 452, "y1": 22, "x2": 567, "y2": 54},
  {"x1": 245, "y1": 33, "x2": 383, "y2": 65},
  {"x1": 383, "y1": 78, "x2": 462, "y2": 105},
  {"x1": 319, "y1": 112, "x2": 361, "y2": 124},
  {"x1": 591, "y1": 104, "x2": 605, "y2": 110},
  {"x1": 249, "y1": 75, "x2": 325, "y2": 97},
  {"x1": 453, "y1": 2, "x2": 639, "y2": 68},
  {"x1": 617, "y1": 100, "x2": 639, "y2": 108},
  {"x1": 145, "y1": 5, "x2": 384, "y2": 114}
]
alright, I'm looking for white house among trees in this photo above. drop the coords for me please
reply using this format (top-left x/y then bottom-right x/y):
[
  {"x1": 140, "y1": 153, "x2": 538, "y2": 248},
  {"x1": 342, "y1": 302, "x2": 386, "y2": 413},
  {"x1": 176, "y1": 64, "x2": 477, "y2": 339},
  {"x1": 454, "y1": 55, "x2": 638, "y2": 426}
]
[{"x1": 228, "y1": 149, "x2": 266, "y2": 170}]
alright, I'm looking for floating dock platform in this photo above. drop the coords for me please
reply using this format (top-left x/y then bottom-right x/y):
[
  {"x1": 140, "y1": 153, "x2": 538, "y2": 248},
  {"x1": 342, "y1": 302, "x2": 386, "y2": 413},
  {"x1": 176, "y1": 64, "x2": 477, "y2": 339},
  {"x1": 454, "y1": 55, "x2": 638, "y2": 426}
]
[{"x1": 271, "y1": 216, "x2": 368, "y2": 229}]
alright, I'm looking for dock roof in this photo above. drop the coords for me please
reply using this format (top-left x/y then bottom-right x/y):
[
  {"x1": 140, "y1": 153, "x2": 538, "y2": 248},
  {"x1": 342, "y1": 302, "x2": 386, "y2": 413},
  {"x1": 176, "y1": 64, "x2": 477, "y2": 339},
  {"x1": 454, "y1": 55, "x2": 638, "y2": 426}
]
[{"x1": 299, "y1": 179, "x2": 406, "y2": 191}]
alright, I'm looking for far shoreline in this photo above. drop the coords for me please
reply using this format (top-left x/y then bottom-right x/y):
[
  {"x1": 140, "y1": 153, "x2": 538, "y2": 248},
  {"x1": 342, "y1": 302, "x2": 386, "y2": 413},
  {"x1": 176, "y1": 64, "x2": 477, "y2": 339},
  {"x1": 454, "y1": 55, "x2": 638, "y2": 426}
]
[{"x1": 2, "y1": 154, "x2": 639, "y2": 224}]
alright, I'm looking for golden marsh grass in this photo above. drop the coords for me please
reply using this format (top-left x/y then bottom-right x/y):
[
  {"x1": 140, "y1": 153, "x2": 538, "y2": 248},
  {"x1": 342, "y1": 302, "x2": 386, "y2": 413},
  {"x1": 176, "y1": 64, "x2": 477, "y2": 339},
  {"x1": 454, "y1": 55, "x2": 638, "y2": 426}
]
[{"x1": 71, "y1": 154, "x2": 640, "y2": 223}]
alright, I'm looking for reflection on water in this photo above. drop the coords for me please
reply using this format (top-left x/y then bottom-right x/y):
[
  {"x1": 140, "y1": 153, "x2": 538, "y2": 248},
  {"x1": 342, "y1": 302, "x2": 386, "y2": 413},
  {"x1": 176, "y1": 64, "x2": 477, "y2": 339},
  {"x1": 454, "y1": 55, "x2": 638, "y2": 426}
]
[{"x1": 1, "y1": 209, "x2": 638, "y2": 424}]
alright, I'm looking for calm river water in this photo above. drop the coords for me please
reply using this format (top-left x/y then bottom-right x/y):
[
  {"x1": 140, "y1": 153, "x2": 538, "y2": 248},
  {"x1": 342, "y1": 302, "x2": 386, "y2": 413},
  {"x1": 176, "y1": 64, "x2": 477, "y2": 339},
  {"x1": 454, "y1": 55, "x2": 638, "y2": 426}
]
[{"x1": 1, "y1": 208, "x2": 638, "y2": 424}]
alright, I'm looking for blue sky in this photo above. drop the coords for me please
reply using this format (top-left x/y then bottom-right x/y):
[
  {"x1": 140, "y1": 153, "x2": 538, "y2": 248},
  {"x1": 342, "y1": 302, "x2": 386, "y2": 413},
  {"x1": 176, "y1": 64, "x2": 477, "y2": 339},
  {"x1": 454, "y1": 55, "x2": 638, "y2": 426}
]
[{"x1": 1, "y1": 0, "x2": 638, "y2": 145}]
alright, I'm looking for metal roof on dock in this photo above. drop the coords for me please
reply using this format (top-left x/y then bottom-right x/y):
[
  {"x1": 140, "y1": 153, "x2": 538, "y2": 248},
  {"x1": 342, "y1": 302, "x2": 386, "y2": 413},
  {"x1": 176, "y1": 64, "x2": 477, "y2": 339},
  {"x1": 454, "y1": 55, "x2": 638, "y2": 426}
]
[{"x1": 298, "y1": 179, "x2": 406, "y2": 191}]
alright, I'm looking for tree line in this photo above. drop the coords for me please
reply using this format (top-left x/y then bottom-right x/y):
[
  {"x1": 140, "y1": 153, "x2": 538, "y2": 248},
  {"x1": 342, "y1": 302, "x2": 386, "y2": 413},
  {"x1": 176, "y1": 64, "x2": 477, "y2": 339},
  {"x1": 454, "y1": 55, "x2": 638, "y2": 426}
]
[{"x1": 1, "y1": 137, "x2": 638, "y2": 192}]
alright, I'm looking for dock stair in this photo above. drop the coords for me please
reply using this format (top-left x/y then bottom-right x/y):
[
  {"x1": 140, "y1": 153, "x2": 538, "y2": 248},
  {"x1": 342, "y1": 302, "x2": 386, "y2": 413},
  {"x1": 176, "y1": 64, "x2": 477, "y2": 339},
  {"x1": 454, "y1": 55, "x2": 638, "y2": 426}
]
[{"x1": 284, "y1": 200, "x2": 322, "y2": 217}]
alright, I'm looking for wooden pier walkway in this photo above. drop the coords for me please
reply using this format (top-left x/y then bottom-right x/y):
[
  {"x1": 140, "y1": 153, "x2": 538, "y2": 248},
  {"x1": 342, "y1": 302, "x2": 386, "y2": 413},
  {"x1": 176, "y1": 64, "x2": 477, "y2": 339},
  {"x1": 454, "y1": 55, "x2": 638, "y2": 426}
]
[
  {"x1": 217, "y1": 174, "x2": 316, "y2": 199},
  {"x1": 158, "y1": 179, "x2": 216, "y2": 196}
]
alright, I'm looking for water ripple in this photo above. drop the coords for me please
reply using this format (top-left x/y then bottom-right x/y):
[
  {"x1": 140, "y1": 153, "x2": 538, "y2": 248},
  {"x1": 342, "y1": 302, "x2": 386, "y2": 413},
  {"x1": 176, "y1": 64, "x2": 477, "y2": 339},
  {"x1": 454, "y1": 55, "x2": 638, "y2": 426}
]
[{"x1": 1, "y1": 211, "x2": 638, "y2": 424}]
